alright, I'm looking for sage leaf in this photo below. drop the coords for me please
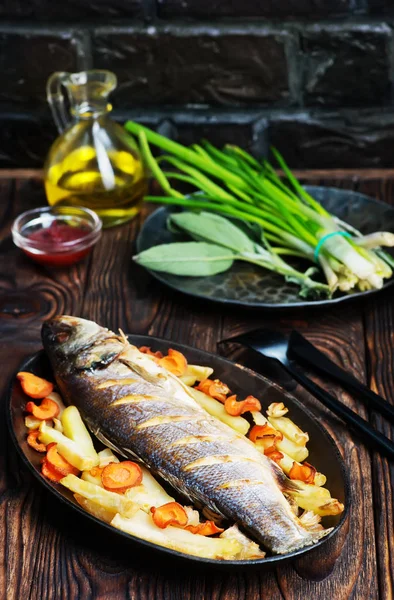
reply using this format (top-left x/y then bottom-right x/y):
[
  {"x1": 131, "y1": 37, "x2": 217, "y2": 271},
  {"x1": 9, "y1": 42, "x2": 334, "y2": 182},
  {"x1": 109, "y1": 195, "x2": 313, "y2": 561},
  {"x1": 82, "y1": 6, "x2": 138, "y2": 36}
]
[
  {"x1": 134, "y1": 242, "x2": 235, "y2": 276},
  {"x1": 169, "y1": 211, "x2": 256, "y2": 254}
]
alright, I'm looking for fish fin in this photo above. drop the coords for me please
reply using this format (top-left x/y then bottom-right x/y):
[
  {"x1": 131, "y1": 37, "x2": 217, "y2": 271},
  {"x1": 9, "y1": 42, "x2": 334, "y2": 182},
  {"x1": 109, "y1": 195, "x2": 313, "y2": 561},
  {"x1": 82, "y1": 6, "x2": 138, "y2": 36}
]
[
  {"x1": 118, "y1": 329, "x2": 130, "y2": 345},
  {"x1": 282, "y1": 477, "x2": 304, "y2": 494},
  {"x1": 274, "y1": 526, "x2": 334, "y2": 554},
  {"x1": 75, "y1": 339, "x2": 125, "y2": 370},
  {"x1": 267, "y1": 458, "x2": 303, "y2": 493}
]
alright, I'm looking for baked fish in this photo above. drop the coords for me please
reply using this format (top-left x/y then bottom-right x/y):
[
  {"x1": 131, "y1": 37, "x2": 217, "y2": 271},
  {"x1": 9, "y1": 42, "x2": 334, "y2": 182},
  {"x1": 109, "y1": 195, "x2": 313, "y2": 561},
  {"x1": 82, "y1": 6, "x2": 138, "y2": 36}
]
[{"x1": 42, "y1": 315, "x2": 330, "y2": 555}]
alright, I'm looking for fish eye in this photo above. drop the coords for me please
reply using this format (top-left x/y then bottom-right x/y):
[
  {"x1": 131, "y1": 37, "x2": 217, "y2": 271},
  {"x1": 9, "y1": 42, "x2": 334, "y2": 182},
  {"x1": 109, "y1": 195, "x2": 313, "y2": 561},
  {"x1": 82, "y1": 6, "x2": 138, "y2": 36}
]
[{"x1": 55, "y1": 331, "x2": 71, "y2": 343}]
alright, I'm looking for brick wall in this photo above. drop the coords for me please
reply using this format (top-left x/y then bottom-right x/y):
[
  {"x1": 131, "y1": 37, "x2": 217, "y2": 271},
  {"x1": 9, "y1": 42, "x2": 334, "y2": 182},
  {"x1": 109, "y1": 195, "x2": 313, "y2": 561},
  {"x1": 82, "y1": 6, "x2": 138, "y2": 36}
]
[{"x1": 1, "y1": 0, "x2": 394, "y2": 168}]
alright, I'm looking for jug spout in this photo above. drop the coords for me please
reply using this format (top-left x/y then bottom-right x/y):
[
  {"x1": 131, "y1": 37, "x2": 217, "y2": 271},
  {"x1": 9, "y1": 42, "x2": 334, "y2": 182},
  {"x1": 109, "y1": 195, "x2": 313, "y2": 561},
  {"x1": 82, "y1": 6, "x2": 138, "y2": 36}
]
[{"x1": 47, "y1": 70, "x2": 117, "y2": 133}]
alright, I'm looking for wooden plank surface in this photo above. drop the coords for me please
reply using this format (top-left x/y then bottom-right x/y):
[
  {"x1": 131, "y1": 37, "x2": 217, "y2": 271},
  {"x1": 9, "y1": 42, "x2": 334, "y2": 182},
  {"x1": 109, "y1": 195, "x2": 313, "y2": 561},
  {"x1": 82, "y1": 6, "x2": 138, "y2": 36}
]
[{"x1": 0, "y1": 171, "x2": 393, "y2": 600}]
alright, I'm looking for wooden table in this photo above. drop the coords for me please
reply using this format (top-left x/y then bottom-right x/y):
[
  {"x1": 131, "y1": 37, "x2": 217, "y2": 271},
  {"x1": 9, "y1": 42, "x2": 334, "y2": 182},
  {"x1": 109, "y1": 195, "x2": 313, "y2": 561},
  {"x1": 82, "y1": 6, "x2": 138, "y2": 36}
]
[{"x1": 0, "y1": 170, "x2": 393, "y2": 600}]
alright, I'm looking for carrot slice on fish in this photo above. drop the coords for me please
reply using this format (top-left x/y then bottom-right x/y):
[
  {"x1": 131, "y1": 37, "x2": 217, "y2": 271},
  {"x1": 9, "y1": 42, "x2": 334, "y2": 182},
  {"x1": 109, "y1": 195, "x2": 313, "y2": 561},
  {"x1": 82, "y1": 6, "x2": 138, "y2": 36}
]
[
  {"x1": 25, "y1": 397, "x2": 60, "y2": 420},
  {"x1": 159, "y1": 349, "x2": 188, "y2": 376},
  {"x1": 289, "y1": 461, "x2": 316, "y2": 484},
  {"x1": 17, "y1": 372, "x2": 54, "y2": 399},
  {"x1": 27, "y1": 430, "x2": 47, "y2": 453},
  {"x1": 150, "y1": 502, "x2": 188, "y2": 529},
  {"x1": 46, "y1": 443, "x2": 80, "y2": 477},
  {"x1": 185, "y1": 521, "x2": 224, "y2": 536},
  {"x1": 224, "y1": 395, "x2": 262, "y2": 416},
  {"x1": 195, "y1": 378, "x2": 230, "y2": 403},
  {"x1": 41, "y1": 459, "x2": 64, "y2": 482},
  {"x1": 139, "y1": 346, "x2": 163, "y2": 360},
  {"x1": 101, "y1": 461, "x2": 143, "y2": 493},
  {"x1": 249, "y1": 424, "x2": 283, "y2": 450}
]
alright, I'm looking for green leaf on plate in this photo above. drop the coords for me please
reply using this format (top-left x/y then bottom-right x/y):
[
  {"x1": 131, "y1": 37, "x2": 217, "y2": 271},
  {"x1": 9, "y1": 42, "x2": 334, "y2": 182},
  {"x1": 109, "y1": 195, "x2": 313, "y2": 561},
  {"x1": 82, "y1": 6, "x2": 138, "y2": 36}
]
[
  {"x1": 169, "y1": 211, "x2": 256, "y2": 254},
  {"x1": 134, "y1": 242, "x2": 235, "y2": 276}
]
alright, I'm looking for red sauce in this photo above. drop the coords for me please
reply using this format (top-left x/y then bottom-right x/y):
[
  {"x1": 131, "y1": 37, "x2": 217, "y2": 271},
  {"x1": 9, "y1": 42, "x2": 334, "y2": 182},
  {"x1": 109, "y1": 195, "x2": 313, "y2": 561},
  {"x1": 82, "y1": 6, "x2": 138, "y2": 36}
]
[{"x1": 24, "y1": 221, "x2": 92, "y2": 267}]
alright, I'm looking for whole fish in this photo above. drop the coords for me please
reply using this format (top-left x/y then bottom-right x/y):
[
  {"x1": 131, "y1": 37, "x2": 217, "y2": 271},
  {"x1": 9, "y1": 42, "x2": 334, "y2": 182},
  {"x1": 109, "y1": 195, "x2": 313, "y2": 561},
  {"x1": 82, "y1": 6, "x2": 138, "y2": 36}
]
[{"x1": 42, "y1": 316, "x2": 330, "y2": 555}]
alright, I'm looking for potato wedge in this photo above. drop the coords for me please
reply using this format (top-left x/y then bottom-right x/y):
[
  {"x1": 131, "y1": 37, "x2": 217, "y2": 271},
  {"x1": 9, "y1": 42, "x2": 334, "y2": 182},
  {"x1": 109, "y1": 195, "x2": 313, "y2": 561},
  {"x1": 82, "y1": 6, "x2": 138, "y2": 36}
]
[
  {"x1": 111, "y1": 510, "x2": 242, "y2": 560},
  {"x1": 74, "y1": 493, "x2": 116, "y2": 523},
  {"x1": 276, "y1": 435, "x2": 309, "y2": 463},
  {"x1": 187, "y1": 364, "x2": 214, "y2": 381},
  {"x1": 287, "y1": 480, "x2": 344, "y2": 516},
  {"x1": 61, "y1": 406, "x2": 98, "y2": 458},
  {"x1": 268, "y1": 416, "x2": 309, "y2": 446},
  {"x1": 314, "y1": 472, "x2": 327, "y2": 487},
  {"x1": 25, "y1": 415, "x2": 42, "y2": 430},
  {"x1": 126, "y1": 466, "x2": 174, "y2": 511},
  {"x1": 98, "y1": 449, "x2": 120, "y2": 467},
  {"x1": 179, "y1": 364, "x2": 214, "y2": 387},
  {"x1": 220, "y1": 525, "x2": 265, "y2": 559},
  {"x1": 61, "y1": 475, "x2": 138, "y2": 518},
  {"x1": 81, "y1": 469, "x2": 103, "y2": 487},
  {"x1": 188, "y1": 387, "x2": 249, "y2": 436},
  {"x1": 251, "y1": 411, "x2": 268, "y2": 426},
  {"x1": 39, "y1": 421, "x2": 99, "y2": 471},
  {"x1": 310, "y1": 499, "x2": 345, "y2": 517},
  {"x1": 179, "y1": 374, "x2": 198, "y2": 387},
  {"x1": 53, "y1": 418, "x2": 64, "y2": 433}
]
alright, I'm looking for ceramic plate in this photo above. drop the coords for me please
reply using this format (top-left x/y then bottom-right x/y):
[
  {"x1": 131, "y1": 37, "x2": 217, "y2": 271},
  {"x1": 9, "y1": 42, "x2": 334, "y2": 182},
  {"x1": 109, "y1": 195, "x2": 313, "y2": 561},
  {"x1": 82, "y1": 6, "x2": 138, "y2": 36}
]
[
  {"x1": 7, "y1": 335, "x2": 349, "y2": 568},
  {"x1": 137, "y1": 187, "x2": 394, "y2": 308}
]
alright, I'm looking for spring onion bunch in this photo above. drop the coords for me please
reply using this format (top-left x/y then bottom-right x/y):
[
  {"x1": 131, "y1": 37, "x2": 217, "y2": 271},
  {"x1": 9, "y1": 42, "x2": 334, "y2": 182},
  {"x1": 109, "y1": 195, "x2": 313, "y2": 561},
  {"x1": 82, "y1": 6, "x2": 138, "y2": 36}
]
[{"x1": 125, "y1": 121, "x2": 394, "y2": 299}]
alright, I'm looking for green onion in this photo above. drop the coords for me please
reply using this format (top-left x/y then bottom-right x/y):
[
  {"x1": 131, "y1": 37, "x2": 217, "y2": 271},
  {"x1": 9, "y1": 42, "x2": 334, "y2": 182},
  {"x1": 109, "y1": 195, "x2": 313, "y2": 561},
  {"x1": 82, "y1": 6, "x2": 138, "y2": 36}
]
[{"x1": 126, "y1": 121, "x2": 394, "y2": 299}]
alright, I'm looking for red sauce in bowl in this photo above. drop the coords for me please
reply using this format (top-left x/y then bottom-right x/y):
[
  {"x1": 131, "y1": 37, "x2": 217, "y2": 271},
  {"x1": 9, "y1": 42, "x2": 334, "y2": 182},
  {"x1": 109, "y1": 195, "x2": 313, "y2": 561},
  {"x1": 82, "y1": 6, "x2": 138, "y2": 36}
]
[
  {"x1": 24, "y1": 222, "x2": 92, "y2": 266},
  {"x1": 12, "y1": 206, "x2": 102, "y2": 267}
]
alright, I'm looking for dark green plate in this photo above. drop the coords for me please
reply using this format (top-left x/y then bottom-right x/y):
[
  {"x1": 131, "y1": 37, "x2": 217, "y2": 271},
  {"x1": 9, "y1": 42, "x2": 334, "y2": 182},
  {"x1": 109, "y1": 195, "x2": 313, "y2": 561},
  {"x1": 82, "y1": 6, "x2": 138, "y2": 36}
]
[{"x1": 136, "y1": 186, "x2": 394, "y2": 308}]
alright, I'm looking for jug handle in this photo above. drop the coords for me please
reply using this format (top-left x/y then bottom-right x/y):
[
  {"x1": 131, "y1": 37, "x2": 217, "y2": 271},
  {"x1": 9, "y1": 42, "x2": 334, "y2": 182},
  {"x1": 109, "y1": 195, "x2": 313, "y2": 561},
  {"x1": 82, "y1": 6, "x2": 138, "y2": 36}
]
[{"x1": 46, "y1": 72, "x2": 71, "y2": 133}]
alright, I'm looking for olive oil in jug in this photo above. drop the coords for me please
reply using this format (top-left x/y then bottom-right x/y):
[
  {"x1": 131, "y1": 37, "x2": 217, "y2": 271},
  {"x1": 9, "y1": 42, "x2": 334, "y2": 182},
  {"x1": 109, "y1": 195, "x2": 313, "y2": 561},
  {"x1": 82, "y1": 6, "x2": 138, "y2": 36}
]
[{"x1": 44, "y1": 70, "x2": 146, "y2": 228}]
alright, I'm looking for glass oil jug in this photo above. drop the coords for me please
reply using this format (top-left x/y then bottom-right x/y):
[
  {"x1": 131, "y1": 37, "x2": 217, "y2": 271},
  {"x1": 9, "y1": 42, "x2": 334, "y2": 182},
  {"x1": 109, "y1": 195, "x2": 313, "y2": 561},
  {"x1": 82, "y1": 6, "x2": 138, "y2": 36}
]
[{"x1": 44, "y1": 70, "x2": 146, "y2": 228}]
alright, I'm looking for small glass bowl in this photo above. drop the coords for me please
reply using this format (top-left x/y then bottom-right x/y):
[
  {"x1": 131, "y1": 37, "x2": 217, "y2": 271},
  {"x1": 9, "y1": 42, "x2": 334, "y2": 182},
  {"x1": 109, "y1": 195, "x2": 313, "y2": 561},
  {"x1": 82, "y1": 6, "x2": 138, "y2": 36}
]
[{"x1": 12, "y1": 206, "x2": 102, "y2": 267}]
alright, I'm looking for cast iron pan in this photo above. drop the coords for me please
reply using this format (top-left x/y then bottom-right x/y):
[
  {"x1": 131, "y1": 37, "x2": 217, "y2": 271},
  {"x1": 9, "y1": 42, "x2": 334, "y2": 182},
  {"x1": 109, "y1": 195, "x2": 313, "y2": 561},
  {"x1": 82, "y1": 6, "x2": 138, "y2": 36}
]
[{"x1": 7, "y1": 335, "x2": 350, "y2": 569}]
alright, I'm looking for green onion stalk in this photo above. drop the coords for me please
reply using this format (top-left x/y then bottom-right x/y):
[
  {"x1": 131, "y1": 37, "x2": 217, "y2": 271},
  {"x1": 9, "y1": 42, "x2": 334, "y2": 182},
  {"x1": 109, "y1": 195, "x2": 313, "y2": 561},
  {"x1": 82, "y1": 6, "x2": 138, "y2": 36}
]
[{"x1": 126, "y1": 121, "x2": 394, "y2": 298}]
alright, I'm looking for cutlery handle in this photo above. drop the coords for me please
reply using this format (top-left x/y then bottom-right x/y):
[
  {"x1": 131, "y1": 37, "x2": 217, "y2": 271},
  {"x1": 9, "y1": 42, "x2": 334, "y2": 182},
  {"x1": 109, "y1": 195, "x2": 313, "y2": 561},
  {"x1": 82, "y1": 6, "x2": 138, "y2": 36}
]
[
  {"x1": 287, "y1": 364, "x2": 394, "y2": 461},
  {"x1": 289, "y1": 331, "x2": 394, "y2": 423}
]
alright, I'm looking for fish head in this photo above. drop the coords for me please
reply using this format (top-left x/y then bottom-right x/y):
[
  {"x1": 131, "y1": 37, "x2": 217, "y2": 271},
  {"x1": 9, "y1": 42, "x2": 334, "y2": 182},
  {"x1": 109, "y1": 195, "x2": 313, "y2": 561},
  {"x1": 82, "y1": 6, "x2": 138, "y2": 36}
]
[{"x1": 42, "y1": 316, "x2": 114, "y2": 362}]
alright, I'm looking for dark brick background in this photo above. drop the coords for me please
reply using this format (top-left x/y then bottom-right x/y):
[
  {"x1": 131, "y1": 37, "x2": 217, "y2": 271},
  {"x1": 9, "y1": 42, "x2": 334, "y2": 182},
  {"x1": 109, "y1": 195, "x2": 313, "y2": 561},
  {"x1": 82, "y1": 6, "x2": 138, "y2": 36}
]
[
  {"x1": 0, "y1": 30, "x2": 80, "y2": 109},
  {"x1": 0, "y1": 0, "x2": 144, "y2": 20},
  {"x1": 301, "y1": 25, "x2": 392, "y2": 107},
  {"x1": 93, "y1": 27, "x2": 292, "y2": 107},
  {"x1": 1, "y1": 0, "x2": 394, "y2": 167},
  {"x1": 158, "y1": 0, "x2": 354, "y2": 18}
]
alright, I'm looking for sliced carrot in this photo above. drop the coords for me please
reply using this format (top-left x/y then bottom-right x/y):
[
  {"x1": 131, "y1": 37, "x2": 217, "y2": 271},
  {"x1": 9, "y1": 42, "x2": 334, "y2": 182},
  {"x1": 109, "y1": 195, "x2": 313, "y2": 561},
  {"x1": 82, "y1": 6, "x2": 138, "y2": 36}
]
[
  {"x1": 224, "y1": 394, "x2": 262, "y2": 416},
  {"x1": 46, "y1": 443, "x2": 80, "y2": 476},
  {"x1": 150, "y1": 502, "x2": 188, "y2": 529},
  {"x1": 27, "y1": 430, "x2": 47, "y2": 453},
  {"x1": 195, "y1": 378, "x2": 230, "y2": 403},
  {"x1": 249, "y1": 424, "x2": 283, "y2": 450},
  {"x1": 101, "y1": 461, "x2": 143, "y2": 493},
  {"x1": 289, "y1": 461, "x2": 316, "y2": 484},
  {"x1": 17, "y1": 372, "x2": 54, "y2": 399},
  {"x1": 264, "y1": 447, "x2": 284, "y2": 464},
  {"x1": 159, "y1": 349, "x2": 188, "y2": 377},
  {"x1": 185, "y1": 521, "x2": 224, "y2": 536},
  {"x1": 25, "y1": 397, "x2": 60, "y2": 420},
  {"x1": 41, "y1": 459, "x2": 64, "y2": 482},
  {"x1": 139, "y1": 346, "x2": 163, "y2": 360},
  {"x1": 90, "y1": 466, "x2": 105, "y2": 478}
]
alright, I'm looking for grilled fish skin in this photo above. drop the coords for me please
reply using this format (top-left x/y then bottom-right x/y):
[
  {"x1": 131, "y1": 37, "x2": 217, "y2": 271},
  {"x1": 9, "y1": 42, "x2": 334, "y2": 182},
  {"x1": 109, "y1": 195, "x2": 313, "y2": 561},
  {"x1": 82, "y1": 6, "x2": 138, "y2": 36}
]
[{"x1": 42, "y1": 316, "x2": 330, "y2": 555}]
